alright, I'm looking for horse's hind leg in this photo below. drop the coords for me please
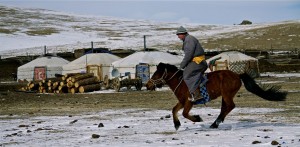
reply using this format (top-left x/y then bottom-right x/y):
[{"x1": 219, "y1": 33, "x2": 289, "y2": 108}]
[
  {"x1": 172, "y1": 102, "x2": 183, "y2": 130},
  {"x1": 210, "y1": 97, "x2": 235, "y2": 128}
]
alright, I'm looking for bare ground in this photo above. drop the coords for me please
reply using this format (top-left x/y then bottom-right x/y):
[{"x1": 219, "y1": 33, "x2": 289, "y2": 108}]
[{"x1": 0, "y1": 76, "x2": 299, "y2": 123}]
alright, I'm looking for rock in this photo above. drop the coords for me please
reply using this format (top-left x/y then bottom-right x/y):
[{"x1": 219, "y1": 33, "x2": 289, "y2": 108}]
[
  {"x1": 271, "y1": 140, "x2": 279, "y2": 145},
  {"x1": 98, "y1": 123, "x2": 104, "y2": 127},
  {"x1": 69, "y1": 119, "x2": 78, "y2": 124},
  {"x1": 92, "y1": 134, "x2": 100, "y2": 138},
  {"x1": 252, "y1": 141, "x2": 261, "y2": 144},
  {"x1": 146, "y1": 140, "x2": 153, "y2": 143},
  {"x1": 18, "y1": 124, "x2": 29, "y2": 128},
  {"x1": 165, "y1": 114, "x2": 171, "y2": 118}
]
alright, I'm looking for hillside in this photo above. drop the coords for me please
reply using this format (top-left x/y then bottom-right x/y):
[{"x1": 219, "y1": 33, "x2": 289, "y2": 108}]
[{"x1": 1, "y1": 5, "x2": 299, "y2": 58}]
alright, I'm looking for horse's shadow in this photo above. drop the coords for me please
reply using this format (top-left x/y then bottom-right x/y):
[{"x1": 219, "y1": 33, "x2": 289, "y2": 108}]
[{"x1": 179, "y1": 119, "x2": 291, "y2": 132}]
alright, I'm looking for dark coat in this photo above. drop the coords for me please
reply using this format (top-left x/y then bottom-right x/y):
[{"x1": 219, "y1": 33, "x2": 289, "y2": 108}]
[{"x1": 180, "y1": 34, "x2": 208, "y2": 93}]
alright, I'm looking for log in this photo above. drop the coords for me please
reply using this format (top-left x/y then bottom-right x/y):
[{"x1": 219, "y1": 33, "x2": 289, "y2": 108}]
[
  {"x1": 47, "y1": 82, "x2": 52, "y2": 87},
  {"x1": 29, "y1": 83, "x2": 40, "y2": 91},
  {"x1": 74, "y1": 76, "x2": 100, "y2": 88},
  {"x1": 71, "y1": 73, "x2": 95, "y2": 83},
  {"x1": 58, "y1": 85, "x2": 69, "y2": 93},
  {"x1": 60, "y1": 81, "x2": 66, "y2": 86},
  {"x1": 52, "y1": 82, "x2": 59, "y2": 90},
  {"x1": 79, "y1": 84, "x2": 101, "y2": 93},
  {"x1": 61, "y1": 73, "x2": 80, "y2": 81},
  {"x1": 67, "y1": 81, "x2": 74, "y2": 88},
  {"x1": 62, "y1": 73, "x2": 84, "y2": 81},
  {"x1": 46, "y1": 77, "x2": 61, "y2": 83},
  {"x1": 55, "y1": 74, "x2": 63, "y2": 78},
  {"x1": 47, "y1": 87, "x2": 53, "y2": 93},
  {"x1": 70, "y1": 87, "x2": 78, "y2": 94}
]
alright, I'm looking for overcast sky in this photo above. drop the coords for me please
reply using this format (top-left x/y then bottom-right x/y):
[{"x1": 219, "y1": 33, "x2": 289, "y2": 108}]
[{"x1": 1, "y1": 0, "x2": 300, "y2": 25}]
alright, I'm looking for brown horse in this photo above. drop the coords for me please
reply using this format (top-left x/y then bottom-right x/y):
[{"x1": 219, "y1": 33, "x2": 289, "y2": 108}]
[{"x1": 146, "y1": 62, "x2": 287, "y2": 130}]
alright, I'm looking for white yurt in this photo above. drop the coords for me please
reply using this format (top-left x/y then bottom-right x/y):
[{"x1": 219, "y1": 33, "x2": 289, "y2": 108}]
[
  {"x1": 110, "y1": 51, "x2": 183, "y2": 83},
  {"x1": 62, "y1": 53, "x2": 120, "y2": 81},
  {"x1": 206, "y1": 51, "x2": 260, "y2": 77},
  {"x1": 17, "y1": 55, "x2": 70, "y2": 82}
]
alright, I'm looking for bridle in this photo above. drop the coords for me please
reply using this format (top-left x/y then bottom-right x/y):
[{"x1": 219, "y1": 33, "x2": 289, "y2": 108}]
[{"x1": 148, "y1": 68, "x2": 183, "y2": 93}]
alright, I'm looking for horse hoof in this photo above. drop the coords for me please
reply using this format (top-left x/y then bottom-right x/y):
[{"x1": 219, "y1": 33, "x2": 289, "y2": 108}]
[
  {"x1": 210, "y1": 124, "x2": 218, "y2": 129},
  {"x1": 193, "y1": 115, "x2": 203, "y2": 122},
  {"x1": 174, "y1": 121, "x2": 181, "y2": 130}
]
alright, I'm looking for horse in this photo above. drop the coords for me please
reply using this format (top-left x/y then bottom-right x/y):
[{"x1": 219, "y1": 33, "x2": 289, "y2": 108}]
[{"x1": 145, "y1": 62, "x2": 287, "y2": 130}]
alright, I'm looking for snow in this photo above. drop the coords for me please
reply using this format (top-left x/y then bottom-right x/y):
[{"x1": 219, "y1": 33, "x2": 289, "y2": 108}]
[
  {"x1": 260, "y1": 72, "x2": 300, "y2": 78},
  {"x1": 1, "y1": 5, "x2": 296, "y2": 59},
  {"x1": 1, "y1": 108, "x2": 299, "y2": 147}
]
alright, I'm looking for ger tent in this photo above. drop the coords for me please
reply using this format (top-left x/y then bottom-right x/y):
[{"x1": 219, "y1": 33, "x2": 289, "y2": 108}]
[
  {"x1": 206, "y1": 51, "x2": 260, "y2": 77},
  {"x1": 110, "y1": 51, "x2": 183, "y2": 83},
  {"x1": 17, "y1": 56, "x2": 70, "y2": 82},
  {"x1": 62, "y1": 53, "x2": 120, "y2": 81}
]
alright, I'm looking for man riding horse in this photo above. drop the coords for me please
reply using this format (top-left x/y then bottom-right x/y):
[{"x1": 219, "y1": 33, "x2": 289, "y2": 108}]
[{"x1": 176, "y1": 26, "x2": 208, "y2": 102}]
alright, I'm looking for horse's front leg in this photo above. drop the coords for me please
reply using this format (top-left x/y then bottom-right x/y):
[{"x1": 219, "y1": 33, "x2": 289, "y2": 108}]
[
  {"x1": 182, "y1": 101, "x2": 203, "y2": 122},
  {"x1": 172, "y1": 102, "x2": 183, "y2": 130}
]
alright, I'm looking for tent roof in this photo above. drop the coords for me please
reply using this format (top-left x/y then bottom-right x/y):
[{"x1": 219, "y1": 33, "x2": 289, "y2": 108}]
[
  {"x1": 63, "y1": 53, "x2": 120, "y2": 68},
  {"x1": 18, "y1": 56, "x2": 69, "y2": 69},
  {"x1": 207, "y1": 51, "x2": 257, "y2": 63},
  {"x1": 112, "y1": 51, "x2": 183, "y2": 67}
]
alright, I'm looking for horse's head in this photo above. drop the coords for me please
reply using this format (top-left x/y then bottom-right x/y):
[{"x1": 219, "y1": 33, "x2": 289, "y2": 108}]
[{"x1": 146, "y1": 62, "x2": 180, "y2": 91}]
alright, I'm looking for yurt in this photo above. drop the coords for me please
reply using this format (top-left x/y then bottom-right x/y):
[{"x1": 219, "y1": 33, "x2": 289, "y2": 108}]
[
  {"x1": 110, "y1": 51, "x2": 183, "y2": 83},
  {"x1": 17, "y1": 55, "x2": 70, "y2": 82},
  {"x1": 206, "y1": 51, "x2": 260, "y2": 77},
  {"x1": 62, "y1": 53, "x2": 120, "y2": 81}
]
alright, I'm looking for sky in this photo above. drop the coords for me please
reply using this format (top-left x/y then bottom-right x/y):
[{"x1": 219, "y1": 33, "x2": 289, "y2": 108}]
[{"x1": 0, "y1": 0, "x2": 299, "y2": 25}]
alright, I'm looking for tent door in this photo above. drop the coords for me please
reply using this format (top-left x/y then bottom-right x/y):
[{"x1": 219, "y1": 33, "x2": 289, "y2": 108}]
[
  {"x1": 214, "y1": 60, "x2": 228, "y2": 71},
  {"x1": 87, "y1": 65, "x2": 102, "y2": 81},
  {"x1": 34, "y1": 66, "x2": 46, "y2": 81},
  {"x1": 136, "y1": 63, "x2": 150, "y2": 84}
]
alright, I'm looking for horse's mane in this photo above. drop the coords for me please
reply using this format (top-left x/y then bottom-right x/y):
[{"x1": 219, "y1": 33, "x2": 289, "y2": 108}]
[{"x1": 157, "y1": 62, "x2": 183, "y2": 75}]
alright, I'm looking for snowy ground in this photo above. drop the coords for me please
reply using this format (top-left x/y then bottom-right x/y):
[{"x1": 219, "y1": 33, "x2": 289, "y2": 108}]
[
  {"x1": 1, "y1": 5, "x2": 297, "y2": 59},
  {"x1": 1, "y1": 107, "x2": 299, "y2": 147}
]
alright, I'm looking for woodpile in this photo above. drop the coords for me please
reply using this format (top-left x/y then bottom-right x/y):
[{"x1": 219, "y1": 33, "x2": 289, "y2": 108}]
[{"x1": 19, "y1": 73, "x2": 101, "y2": 94}]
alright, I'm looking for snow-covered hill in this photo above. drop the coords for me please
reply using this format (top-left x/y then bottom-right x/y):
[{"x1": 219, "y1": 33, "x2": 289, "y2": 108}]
[{"x1": 0, "y1": 5, "x2": 296, "y2": 58}]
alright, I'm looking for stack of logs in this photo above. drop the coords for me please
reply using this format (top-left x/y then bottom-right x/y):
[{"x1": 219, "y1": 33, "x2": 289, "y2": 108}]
[{"x1": 20, "y1": 73, "x2": 101, "y2": 94}]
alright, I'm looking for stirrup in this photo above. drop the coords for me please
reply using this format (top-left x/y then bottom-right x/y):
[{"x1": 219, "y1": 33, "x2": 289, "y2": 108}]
[{"x1": 188, "y1": 94, "x2": 203, "y2": 102}]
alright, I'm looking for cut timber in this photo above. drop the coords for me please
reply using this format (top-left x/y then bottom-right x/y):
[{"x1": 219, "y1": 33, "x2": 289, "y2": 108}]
[
  {"x1": 74, "y1": 76, "x2": 100, "y2": 88},
  {"x1": 71, "y1": 73, "x2": 94, "y2": 83},
  {"x1": 67, "y1": 81, "x2": 74, "y2": 88},
  {"x1": 79, "y1": 84, "x2": 101, "y2": 93},
  {"x1": 58, "y1": 85, "x2": 68, "y2": 93},
  {"x1": 46, "y1": 77, "x2": 61, "y2": 83},
  {"x1": 62, "y1": 73, "x2": 83, "y2": 81},
  {"x1": 70, "y1": 87, "x2": 78, "y2": 94},
  {"x1": 60, "y1": 81, "x2": 66, "y2": 86},
  {"x1": 29, "y1": 83, "x2": 40, "y2": 91}
]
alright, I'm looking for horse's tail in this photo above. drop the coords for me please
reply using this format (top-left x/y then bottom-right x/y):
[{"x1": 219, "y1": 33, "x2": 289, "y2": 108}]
[{"x1": 239, "y1": 73, "x2": 287, "y2": 101}]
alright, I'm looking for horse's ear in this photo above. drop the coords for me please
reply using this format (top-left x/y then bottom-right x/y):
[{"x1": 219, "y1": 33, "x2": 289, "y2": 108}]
[{"x1": 157, "y1": 62, "x2": 165, "y2": 70}]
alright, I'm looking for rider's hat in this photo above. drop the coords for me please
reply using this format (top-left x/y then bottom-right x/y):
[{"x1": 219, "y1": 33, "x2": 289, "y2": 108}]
[{"x1": 176, "y1": 26, "x2": 188, "y2": 35}]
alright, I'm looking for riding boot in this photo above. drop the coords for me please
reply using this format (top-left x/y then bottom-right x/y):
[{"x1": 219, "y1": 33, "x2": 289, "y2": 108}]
[{"x1": 188, "y1": 90, "x2": 203, "y2": 102}]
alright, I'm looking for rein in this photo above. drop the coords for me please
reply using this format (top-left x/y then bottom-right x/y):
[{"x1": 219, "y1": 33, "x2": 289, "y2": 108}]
[{"x1": 149, "y1": 68, "x2": 182, "y2": 93}]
